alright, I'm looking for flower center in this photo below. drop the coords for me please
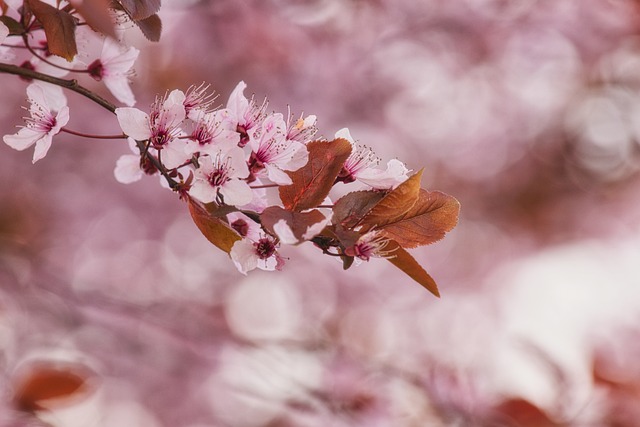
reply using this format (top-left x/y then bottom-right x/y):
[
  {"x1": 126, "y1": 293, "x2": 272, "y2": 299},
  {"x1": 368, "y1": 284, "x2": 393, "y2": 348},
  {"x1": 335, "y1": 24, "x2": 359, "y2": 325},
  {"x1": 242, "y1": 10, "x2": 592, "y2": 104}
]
[
  {"x1": 254, "y1": 238, "x2": 276, "y2": 260},
  {"x1": 88, "y1": 59, "x2": 105, "y2": 81}
]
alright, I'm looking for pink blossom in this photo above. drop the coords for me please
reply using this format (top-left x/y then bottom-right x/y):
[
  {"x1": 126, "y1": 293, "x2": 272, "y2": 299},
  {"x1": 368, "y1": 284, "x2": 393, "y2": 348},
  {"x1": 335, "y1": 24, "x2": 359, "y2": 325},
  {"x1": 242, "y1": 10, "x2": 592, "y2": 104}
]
[
  {"x1": 225, "y1": 81, "x2": 267, "y2": 147},
  {"x1": 248, "y1": 113, "x2": 309, "y2": 185},
  {"x1": 189, "y1": 147, "x2": 252, "y2": 206},
  {"x1": 184, "y1": 109, "x2": 240, "y2": 157},
  {"x1": 3, "y1": 83, "x2": 69, "y2": 163},
  {"x1": 335, "y1": 128, "x2": 410, "y2": 189},
  {"x1": 286, "y1": 111, "x2": 318, "y2": 143},
  {"x1": 344, "y1": 230, "x2": 395, "y2": 262},
  {"x1": 230, "y1": 235, "x2": 286, "y2": 274},
  {"x1": 115, "y1": 89, "x2": 189, "y2": 169},
  {"x1": 183, "y1": 83, "x2": 217, "y2": 120}
]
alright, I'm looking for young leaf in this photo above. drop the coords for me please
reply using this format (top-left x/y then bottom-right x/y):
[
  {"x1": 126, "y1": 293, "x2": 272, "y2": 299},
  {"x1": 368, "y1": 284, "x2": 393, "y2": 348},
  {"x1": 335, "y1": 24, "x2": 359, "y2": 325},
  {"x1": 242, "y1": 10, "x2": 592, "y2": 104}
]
[
  {"x1": 357, "y1": 169, "x2": 423, "y2": 232},
  {"x1": 188, "y1": 197, "x2": 241, "y2": 253},
  {"x1": 279, "y1": 138, "x2": 352, "y2": 212},
  {"x1": 385, "y1": 240, "x2": 440, "y2": 297},
  {"x1": 68, "y1": 0, "x2": 116, "y2": 38},
  {"x1": 133, "y1": 13, "x2": 162, "y2": 42},
  {"x1": 14, "y1": 363, "x2": 91, "y2": 412},
  {"x1": 332, "y1": 190, "x2": 385, "y2": 229},
  {"x1": 27, "y1": 0, "x2": 77, "y2": 61},
  {"x1": 115, "y1": 0, "x2": 161, "y2": 20},
  {"x1": 0, "y1": 16, "x2": 25, "y2": 35},
  {"x1": 379, "y1": 190, "x2": 460, "y2": 248},
  {"x1": 260, "y1": 206, "x2": 327, "y2": 243}
]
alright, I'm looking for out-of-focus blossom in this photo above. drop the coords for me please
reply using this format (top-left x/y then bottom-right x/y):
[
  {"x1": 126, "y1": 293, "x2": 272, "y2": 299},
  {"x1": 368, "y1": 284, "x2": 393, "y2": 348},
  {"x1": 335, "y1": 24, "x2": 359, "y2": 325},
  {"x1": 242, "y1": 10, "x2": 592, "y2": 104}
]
[
  {"x1": 3, "y1": 83, "x2": 69, "y2": 163},
  {"x1": 0, "y1": 22, "x2": 8, "y2": 44},
  {"x1": 335, "y1": 128, "x2": 409, "y2": 189}
]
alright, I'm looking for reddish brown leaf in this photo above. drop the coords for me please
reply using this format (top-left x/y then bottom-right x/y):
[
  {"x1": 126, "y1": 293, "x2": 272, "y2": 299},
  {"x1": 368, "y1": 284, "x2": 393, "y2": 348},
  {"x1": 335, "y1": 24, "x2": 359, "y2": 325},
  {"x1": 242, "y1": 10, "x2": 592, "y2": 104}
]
[
  {"x1": 188, "y1": 198, "x2": 241, "y2": 253},
  {"x1": 279, "y1": 138, "x2": 352, "y2": 212},
  {"x1": 27, "y1": 0, "x2": 77, "y2": 61},
  {"x1": 116, "y1": 0, "x2": 161, "y2": 20},
  {"x1": 379, "y1": 190, "x2": 460, "y2": 248},
  {"x1": 14, "y1": 363, "x2": 92, "y2": 412},
  {"x1": 69, "y1": 0, "x2": 116, "y2": 38},
  {"x1": 133, "y1": 13, "x2": 162, "y2": 42},
  {"x1": 357, "y1": 170, "x2": 423, "y2": 232},
  {"x1": 332, "y1": 190, "x2": 386, "y2": 229},
  {"x1": 0, "y1": 15, "x2": 25, "y2": 35},
  {"x1": 385, "y1": 240, "x2": 439, "y2": 297},
  {"x1": 260, "y1": 206, "x2": 327, "y2": 243}
]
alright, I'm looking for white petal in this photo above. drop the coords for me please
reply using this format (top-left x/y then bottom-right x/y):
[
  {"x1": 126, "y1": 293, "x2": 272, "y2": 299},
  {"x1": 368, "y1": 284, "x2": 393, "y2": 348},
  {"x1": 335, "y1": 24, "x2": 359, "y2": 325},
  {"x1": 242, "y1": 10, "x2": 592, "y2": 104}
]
[
  {"x1": 230, "y1": 239, "x2": 258, "y2": 275},
  {"x1": 226, "y1": 81, "x2": 249, "y2": 121},
  {"x1": 280, "y1": 142, "x2": 308, "y2": 171},
  {"x1": 114, "y1": 154, "x2": 143, "y2": 184},
  {"x1": 273, "y1": 219, "x2": 298, "y2": 245},
  {"x1": 265, "y1": 165, "x2": 292, "y2": 185},
  {"x1": 32, "y1": 133, "x2": 53, "y2": 163},
  {"x1": 302, "y1": 215, "x2": 331, "y2": 241},
  {"x1": 335, "y1": 127, "x2": 355, "y2": 145},
  {"x1": 31, "y1": 82, "x2": 67, "y2": 111},
  {"x1": 356, "y1": 159, "x2": 410, "y2": 189},
  {"x1": 163, "y1": 89, "x2": 187, "y2": 124},
  {"x1": 115, "y1": 108, "x2": 151, "y2": 140},
  {"x1": 104, "y1": 76, "x2": 136, "y2": 107},
  {"x1": 219, "y1": 179, "x2": 254, "y2": 206},
  {"x1": 3, "y1": 127, "x2": 43, "y2": 151},
  {"x1": 0, "y1": 22, "x2": 9, "y2": 45},
  {"x1": 52, "y1": 106, "x2": 70, "y2": 132},
  {"x1": 161, "y1": 140, "x2": 190, "y2": 169},
  {"x1": 189, "y1": 179, "x2": 218, "y2": 204},
  {"x1": 226, "y1": 146, "x2": 250, "y2": 178}
]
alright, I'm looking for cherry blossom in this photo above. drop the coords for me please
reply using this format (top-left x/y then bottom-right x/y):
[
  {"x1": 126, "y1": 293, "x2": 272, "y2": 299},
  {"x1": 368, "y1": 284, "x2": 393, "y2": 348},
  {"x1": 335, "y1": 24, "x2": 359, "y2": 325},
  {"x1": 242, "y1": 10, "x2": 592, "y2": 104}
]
[
  {"x1": 183, "y1": 83, "x2": 217, "y2": 120},
  {"x1": 344, "y1": 230, "x2": 395, "y2": 262},
  {"x1": 115, "y1": 89, "x2": 189, "y2": 169},
  {"x1": 189, "y1": 147, "x2": 253, "y2": 205},
  {"x1": 335, "y1": 128, "x2": 410, "y2": 189},
  {"x1": 225, "y1": 81, "x2": 268, "y2": 147},
  {"x1": 184, "y1": 109, "x2": 240, "y2": 157},
  {"x1": 230, "y1": 234, "x2": 286, "y2": 274},
  {"x1": 248, "y1": 113, "x2": 309, "y2": 185},
  {"x1": 286, "y1": 111, "x2": 318, "y2": 143},
  {"x1": 80, "y1": 32, "x2": 140, "y2": 107},
  {"x1": 3, "y1": 83, "x2": 69, "y2": 163}
]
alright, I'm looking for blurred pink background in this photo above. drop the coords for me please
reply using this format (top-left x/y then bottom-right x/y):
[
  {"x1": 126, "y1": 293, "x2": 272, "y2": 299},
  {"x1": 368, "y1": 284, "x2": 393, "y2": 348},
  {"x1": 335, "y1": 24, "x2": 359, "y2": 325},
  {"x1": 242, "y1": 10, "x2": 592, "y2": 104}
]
[{"x1": 3, "y1": 0, "x2": 640, "y2": 425}]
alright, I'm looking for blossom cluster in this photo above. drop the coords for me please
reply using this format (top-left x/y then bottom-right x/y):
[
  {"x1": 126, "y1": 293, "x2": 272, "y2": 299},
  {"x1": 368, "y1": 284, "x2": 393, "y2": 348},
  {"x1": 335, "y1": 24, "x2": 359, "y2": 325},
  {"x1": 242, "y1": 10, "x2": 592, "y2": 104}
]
[
  {"x1": 0, "y1": 0, "x2": 458, "y2": 292},
  {"x1": 112, "y1": 81, "x2": 412, "y2": 274}
]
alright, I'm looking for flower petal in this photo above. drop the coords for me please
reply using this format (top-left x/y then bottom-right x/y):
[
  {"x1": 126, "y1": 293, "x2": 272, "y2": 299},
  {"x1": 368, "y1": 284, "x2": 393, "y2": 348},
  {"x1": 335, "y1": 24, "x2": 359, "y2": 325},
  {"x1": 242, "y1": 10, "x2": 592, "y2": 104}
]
[
  {"x1": 114, "y1": 154, "x2": 143, "y2": 184},
  {"x1": 115, "y1": 108, "x2": 151, "y2": 140},
  {"x1": 3, "y1": 128, "x2": 43, "y2": 151},
  {"x1": 230, "y1": 238, "x2": 258, "y2": 275}
]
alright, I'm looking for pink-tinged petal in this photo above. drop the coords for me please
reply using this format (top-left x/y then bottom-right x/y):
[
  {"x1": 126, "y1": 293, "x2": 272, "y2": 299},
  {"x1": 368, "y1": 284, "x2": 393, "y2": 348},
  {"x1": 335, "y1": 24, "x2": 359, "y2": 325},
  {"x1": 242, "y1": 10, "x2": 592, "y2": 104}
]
[
  {"x1": 226, "y1": 147, "x2": 250, "y2": 178},
  {"x1": 102, "y1": 41, "x2": 139, "y2": 73},
  {"x1": 104, "y1": 76, "x2": 136, "y2": 107},
  {"x1": 280, "y1": 142, "x2": 308, "y2": 171},
  {"x1": 189, "y1": 180, "x2": 218, "y2": 204},
  {"x1": 33, "y1": 83, "x2": 68, "y2": 111},
  {"x1": 0, "y1": 22, "x2": 9, "y2": 44},
  {"x1": 114, "y1": 154, "x2": 143, "y2": 184},
  {"x1": 226, "y1": 81, "x2": 249, "y2": 120},
  {"x1": 163, "y1": 89, "x2": 187, "y2": 124},
  {"x1": 161, "y1": 140, "x2": 191, "y2": 169},
  {"x1": 273, "y1": 219, "x2": 298, "y2": 245},
  {"x1": 230, "y1": 239, "x2": 258, "y2": 274},
  {"x1": 32, "y1": 133, "x2": 53, "y2": 163},
  {"x1": 53, "y1": 106, "x2": 70, "y2": 132},
  {"x1": 264, "y1": 164, "x2": 292, "y2": 185},
  {"x1": 356, "y1": 159, "x2": 410, "y2": 189},
  {"x1": 3, "y1": 127, "x2": 43, "y2": 151},
  {"x1": 302, "y1": 214, "x2": 331, "y2": 241},
  {"x1": 219, "y1": 178, "x2": 253, "y2": 206},
  {"x1": 257, "y1": 254, "x2": 279, "y2": 271},
  {"x1": 335, "y1": 127, "x2": 356, "y2": 145},
  {"x1": 115, "y1": 108, "x2": 151, "y2": 140}
]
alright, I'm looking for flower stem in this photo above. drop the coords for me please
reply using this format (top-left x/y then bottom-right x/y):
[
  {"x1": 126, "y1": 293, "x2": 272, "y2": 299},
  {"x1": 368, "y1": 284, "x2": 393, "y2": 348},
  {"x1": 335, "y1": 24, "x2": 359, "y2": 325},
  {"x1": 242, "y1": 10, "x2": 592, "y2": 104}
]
[
  {"x1": 0, "y1": 61, "x2": 116, "y2": 113},
  {"x1": 61, "y1": 128, "x2": 127, "y2": 139},
  {"x1": 249, "y1": 183, "x2": 279, "y2": 189}
]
